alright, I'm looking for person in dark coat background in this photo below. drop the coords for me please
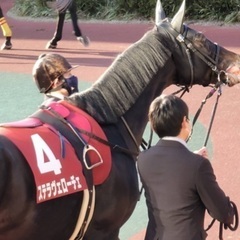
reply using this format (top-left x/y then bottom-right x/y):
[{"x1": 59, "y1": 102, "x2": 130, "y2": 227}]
[{"x1": 138, "y1": 94, "x2": 234, "y2": 240}]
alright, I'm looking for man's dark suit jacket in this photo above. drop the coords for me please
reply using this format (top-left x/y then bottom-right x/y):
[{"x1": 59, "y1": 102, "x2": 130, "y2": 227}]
[{"x1": 138, "y1": 139, "x2": 234, "y2": 240}]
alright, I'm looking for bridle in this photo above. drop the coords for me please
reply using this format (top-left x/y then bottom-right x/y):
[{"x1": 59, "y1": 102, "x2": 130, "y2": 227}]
[
  {"x1": 169, "y1": 23, "x2": 228, "y2": 88},
  {"x1": 161, "y1": 23, "x2": 228, "y2": 143},
  {"x1": 177, "y1": 30, "x2": 220, "y2": 87},
  {"x1": 121, "y1": 23, "x2": 229, "y2": 155}
]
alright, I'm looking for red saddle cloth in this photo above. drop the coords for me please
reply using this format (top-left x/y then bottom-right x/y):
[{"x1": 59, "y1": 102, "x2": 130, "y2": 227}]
[{"x1": 0, "y1": 101, "x2": 112, "y2": 203}]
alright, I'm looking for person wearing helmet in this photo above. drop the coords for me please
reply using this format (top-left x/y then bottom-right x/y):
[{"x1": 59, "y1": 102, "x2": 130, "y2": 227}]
[{"x1": 32, "y1": 53, "x2": 79, "y2": 101}]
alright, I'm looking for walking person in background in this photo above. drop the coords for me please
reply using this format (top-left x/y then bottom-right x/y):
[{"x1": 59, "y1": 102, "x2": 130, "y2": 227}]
[
  {"x1": 46, "y1": 0, "x2": 90, "y2": 49},
  {"x1": 0, "y1": 6, "x2": 12, "y2": 50},
  {"x1": 138, "y1": 94, "x2": 235, "y2": 240}
]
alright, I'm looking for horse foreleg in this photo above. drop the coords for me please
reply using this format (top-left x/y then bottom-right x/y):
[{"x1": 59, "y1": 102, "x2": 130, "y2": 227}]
[
  {"x1": 69, "y1": 1, "x2": 90, "y2": 47},
  {"x1": 0, "y1": 7, "x2": 12, "y2": 50},
  {"x1": 46, "y1": 11, "x2": 66, "y2": 49}
]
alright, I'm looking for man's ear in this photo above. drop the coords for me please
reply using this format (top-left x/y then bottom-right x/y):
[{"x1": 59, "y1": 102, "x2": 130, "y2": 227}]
[{"x1": 182, "y1": 116, "x2": 188, "y2": 128}]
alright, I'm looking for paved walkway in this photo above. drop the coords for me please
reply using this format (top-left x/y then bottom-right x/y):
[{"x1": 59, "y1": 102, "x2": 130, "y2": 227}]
[{"x1": 0, "y1": 0, "x2": 240, "y2": 239}]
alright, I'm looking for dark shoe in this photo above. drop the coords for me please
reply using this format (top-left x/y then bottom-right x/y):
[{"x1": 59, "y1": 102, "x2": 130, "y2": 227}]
[
  {"x1": 46, "y1": 41, "x2": 57, "y2": 49},
  {"x1": 1, "y1": 42, "x2": 12, "y2": 50},
  {"x1": 77, "y1": 36, "x2": 90, "y2": 47}
]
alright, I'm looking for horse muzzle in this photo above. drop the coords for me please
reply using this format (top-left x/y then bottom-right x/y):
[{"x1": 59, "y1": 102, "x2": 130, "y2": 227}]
[{"x1": 225, "y1": 65, "x2": 240, "y2": 86}]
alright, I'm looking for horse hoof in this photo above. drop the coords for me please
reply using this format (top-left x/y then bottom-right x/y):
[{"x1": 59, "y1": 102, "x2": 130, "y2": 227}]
[
  {"x1": 46, "y1": 41, "x2": 57, "y2": 49},
  {"x1": 77, "y1": 36, "x2": 90, "y2": 47},
  {"x1": 1, "y1": 43, "x2": 12, "y2": 50}
]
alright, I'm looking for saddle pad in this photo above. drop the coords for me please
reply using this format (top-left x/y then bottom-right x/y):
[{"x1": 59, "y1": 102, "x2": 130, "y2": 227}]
[
  {"x1": 46, "y1": 100, "x2": 112, "y2": 185},
  {"x1": 1, "y1": 100, "x2": 112, "y2": 187},
  {"x1": 0, "y1": 126, "x2": 88, "y2": 203},
  {"x1": 0, "y1": 117, "x2": 42, "y2": 128}
]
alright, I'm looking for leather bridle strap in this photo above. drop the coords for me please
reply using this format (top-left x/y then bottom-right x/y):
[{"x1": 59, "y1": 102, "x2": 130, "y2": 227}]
[
  {"x1": 186, "y1": 79, "x2": 223, "y2": 144},
  {"x1": 121, "y1": 116, "x2": 139, "y2": 153},
  {"x1": 175, "y1": 26, "x2": 220, "y2": 72},
  {"x1": 121, "y1": 116, "x2": 154, "y2": 152},
  {"x1": 73, "y1": 123, "x2": 139, "y2": 157},
  {"x1": 164, "y1": 25, "x2": 222, "y2": 87},
  {"x1": 186, "y1": 40, "x2": 220, "y2": 74}
]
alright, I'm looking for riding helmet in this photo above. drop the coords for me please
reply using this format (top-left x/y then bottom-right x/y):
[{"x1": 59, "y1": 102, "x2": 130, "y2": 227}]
[{"x1": 32, "y1": 53, "x2": 76, "y2": 93}]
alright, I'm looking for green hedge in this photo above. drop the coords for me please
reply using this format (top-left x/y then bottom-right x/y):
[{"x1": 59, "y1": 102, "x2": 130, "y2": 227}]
[{"x1": 14, "y1": 0, "x2": 240, "y2": 23}]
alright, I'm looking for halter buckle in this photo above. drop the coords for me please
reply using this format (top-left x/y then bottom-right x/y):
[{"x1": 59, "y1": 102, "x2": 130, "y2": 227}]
[{"x1": 176, "y1": 34, "x2": 185, "y2": 43}]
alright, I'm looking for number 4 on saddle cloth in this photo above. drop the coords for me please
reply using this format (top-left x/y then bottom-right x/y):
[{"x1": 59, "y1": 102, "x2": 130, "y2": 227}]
[{"x1": 0, "y1": 100, "x2": 111, "y2": 203}]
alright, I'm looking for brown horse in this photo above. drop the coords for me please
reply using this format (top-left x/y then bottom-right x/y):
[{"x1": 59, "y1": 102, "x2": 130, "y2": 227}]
[{"x1": 0, "y1": 0, "x2": 239, "y2": 239}]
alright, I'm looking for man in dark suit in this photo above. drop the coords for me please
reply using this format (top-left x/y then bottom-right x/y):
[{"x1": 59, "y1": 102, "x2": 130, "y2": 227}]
[{"x1": 138, "y1": 94, "x2": 234, "y2": 240}]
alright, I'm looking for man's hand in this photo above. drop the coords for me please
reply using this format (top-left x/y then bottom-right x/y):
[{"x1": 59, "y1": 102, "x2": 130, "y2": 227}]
[{"x1": 194, "y1": 146, "x2": 208, "y2": 158}]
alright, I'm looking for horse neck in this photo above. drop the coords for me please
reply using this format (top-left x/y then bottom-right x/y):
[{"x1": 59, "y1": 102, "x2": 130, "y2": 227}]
[
  {"x1": 122, "y1": 59, "x2": 176, "y2": 147},
  {"x1": 69, "y1": 29, "x2": 174, "y2": 127}
]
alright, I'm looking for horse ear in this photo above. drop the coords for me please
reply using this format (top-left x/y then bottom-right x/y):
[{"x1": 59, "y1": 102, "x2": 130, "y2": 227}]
[
  {"x1": 171, "y1": 0, "x2": 186, "y2": 33},
  {"x1": 155, "y1": 0, "x2": 166, "y2": 25}
]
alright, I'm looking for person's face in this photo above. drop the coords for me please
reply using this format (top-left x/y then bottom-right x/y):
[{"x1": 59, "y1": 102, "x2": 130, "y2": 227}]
[
  {"x1": 58, "y1": 88, "x2": 69, "y2": 96},
  {"x1": 52, "y1": 78, "x2": 69, "y2": 96}
]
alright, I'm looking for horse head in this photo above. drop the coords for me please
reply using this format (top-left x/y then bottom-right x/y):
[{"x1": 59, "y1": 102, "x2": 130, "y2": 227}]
[
  {"x1": 70, "y1": 0, "x2": 240, "y2": 152},
  {"x1": 155, "y1": 0, "x2": 240, "y2": 87}
]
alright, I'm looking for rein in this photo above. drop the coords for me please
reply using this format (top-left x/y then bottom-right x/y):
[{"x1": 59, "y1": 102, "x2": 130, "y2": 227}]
[
  {"x1": 187, "y1": 76, "x2": 224, "y2": 144},
  {"x1": 120, "y1": 117, "x2": 153, "y2": 153},
  {"x1": 72, "y1": 122, "x2": 139, "y2": 157},
  {"x1": 205, "y1": 201, "x2": 239, "y2": 240}
]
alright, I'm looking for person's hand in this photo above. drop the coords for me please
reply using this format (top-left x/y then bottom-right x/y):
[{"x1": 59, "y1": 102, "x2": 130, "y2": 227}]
[{"x1": 194, "y1": 147, "x2": 208, "y2": 158}]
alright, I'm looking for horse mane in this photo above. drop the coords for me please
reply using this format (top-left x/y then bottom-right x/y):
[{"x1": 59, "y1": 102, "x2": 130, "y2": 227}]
[{"x1": 69, "y1": 29, "x2": 171, "y2": 123}]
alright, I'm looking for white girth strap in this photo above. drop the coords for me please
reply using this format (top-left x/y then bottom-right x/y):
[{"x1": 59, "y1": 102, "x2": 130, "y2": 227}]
[{"x1": 69, "y1": 187, "x2": 96, "y2": 240}]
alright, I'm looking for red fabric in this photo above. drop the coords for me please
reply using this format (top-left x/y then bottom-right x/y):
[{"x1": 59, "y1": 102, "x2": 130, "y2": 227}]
[
  {"x1": 1, "y1": 117, "x2": 42, "y2": 128},
  {"x1": 49, "y1": 100, "x2": 112, "y2": 185},
  {"x1": 0, "y1": 101, "x2": 112, "y2": 203},
  {"x1": 0, "y1": 126, "x2": 87, "y2": 203}
]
